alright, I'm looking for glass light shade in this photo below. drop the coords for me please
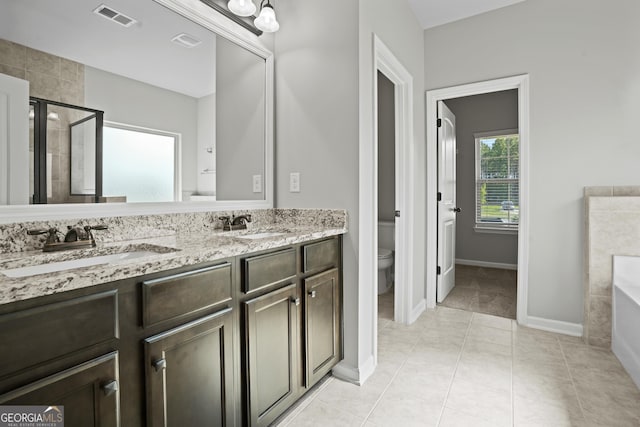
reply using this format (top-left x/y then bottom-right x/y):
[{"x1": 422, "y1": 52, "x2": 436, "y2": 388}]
[
  {"x1": 228, "y1": 0, "x2": 256, "y2": 17},
  {"x1": 254, "y1": 4, "x2": 279, "y2": 32}
]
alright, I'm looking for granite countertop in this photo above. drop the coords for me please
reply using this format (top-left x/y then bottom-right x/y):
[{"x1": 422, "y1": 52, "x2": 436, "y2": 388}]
[{"x1": 0, "y1": 225, "x2": 346, "y2": 306}]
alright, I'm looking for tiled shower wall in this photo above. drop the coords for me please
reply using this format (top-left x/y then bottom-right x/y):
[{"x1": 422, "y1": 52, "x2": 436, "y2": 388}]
[
  {"x1": 0, "y1": 38, "x2": 85, "y2": 203},
  {"x1": 584, "y1": 186, "x2": 640, "y2": 347}
]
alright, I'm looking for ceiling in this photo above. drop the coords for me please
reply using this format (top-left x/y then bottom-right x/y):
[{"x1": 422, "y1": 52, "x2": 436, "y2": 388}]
[
  {"x1": 406, "y1": 0, "x2": 526, "y2": 29},
  {"x1": 1, "y1": 0, "x2": 218, "y2": 98}
]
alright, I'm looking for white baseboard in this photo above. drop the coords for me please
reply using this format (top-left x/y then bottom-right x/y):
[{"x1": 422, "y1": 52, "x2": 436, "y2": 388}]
[
  {"x1": 523, "y1": 315, "x2": 583, "y2": 337},
  {"x1": 331, "y1": 355, "x2": 376, "y2": 386},
  {"x1": 455, "y1": 258, "x2": 518, "y2": 270},
  {"x1": 409, "y1": 299, "x2": 426, "y2": 324}
]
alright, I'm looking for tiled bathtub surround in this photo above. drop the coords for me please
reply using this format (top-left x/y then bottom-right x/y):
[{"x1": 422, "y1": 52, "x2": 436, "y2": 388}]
[
  {"x1": 0, "y1": 208, "x2": 347, "y2": 304},
  {"x1": 584, "y1": 186, "x2": 640, "y2": 347}
]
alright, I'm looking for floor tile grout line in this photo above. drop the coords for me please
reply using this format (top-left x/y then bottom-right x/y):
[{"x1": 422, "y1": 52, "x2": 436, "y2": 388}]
[
  {"x1": 360, "y1": 343, "x2": 415, "y2": 427},
  {"x1": 435, "y1": 311, "x2": 474, "y2": 426},
  {"x1": 277, "y1": 375, "x2": 335, "y2": 426},
  {"x1": 558, "y1": 337, "x2": 588, "y2": 422}
]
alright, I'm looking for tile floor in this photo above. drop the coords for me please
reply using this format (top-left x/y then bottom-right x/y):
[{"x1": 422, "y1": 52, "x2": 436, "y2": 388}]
[
  {"x1": 440, "y1": 265, "x2": 517, "y2": 319},
  {"x1": 274, "y1": 302, "x2": 640, "y2": 426}
]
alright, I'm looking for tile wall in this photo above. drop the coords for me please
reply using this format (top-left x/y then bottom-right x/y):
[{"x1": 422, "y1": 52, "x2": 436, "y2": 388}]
[
  {"x1": 584, "y1": 186, "x2": 640, "y2": 347},
  {"x1": 0, "y1": 38, "x2": 85, "y2": 203}
]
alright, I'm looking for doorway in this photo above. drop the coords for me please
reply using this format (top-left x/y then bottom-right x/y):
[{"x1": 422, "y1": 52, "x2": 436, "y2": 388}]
[
  {"x1": 437, "y1": 92, "x2": 520, "y2": 319},
  {"x1": 426, "y1": 75, "x2": 530, "y2": 325},
  {"x1": 376, "y1": 70, "x2": 396, "y2": 326}
]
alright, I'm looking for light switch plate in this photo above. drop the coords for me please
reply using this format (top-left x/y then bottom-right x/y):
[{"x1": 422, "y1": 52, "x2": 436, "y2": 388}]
[
  {"x1": 289, "y1": 172, "x2": 300, "y2": 192},
  {"x1": 252, "y1": 175, "x2": 262, "y2": 193}
]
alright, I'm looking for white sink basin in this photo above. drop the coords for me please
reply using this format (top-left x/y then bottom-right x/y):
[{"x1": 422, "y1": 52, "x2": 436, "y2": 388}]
[
  {"x1": 235, "y1": 232, "x2": 285, "y2": 240},
  {"x1": 1, "y1": 251, "x2": 161, "y2": 278}
]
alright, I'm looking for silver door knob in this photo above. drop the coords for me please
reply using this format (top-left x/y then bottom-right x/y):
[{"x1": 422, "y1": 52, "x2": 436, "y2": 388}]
[
  {"x1": 290, "y1": 297, "x2": 300, "y2": 306},
  {"x1": 308, "y1": 290, "x2": 317, "y2": 298},
  {"x1": 101, "y1": 380, "x2": 118, "y2": 397},
  {"x1": 153, "y1": 358, "x2": 167, "y2": 372}
]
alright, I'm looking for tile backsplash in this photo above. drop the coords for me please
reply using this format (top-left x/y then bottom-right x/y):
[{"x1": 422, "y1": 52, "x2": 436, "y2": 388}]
[{"x1": 0, "y1": 209, "x2": 348, "y2": 254}]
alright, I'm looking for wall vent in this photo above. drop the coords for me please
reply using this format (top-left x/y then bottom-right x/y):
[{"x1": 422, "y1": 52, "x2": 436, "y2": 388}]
[
  {"x1": 93, "y1": 4, "x2": 137, "y2": 28},
  {"x1": 171, "y1": 33, "x2": 202, "y2": 48}
]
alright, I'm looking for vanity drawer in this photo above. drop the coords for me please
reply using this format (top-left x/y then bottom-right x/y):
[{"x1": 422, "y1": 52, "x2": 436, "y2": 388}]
[
  {"x1": 303, "y1": 238, "x2": 339, "y2": 273},
  {"x1": 242, "y1": 248, "x2": 297, "y2": 294},
  {"x1": 142, "y1": 263, "x2": 232, "y2": 328},
  {"x1": 0, "y1": 290, "x2": 118, "y2": 378}
]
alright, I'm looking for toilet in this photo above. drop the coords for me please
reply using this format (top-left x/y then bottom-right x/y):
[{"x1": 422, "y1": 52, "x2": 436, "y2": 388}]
[
  {"x1": 378, "y1": 221, "x2": 395, "y2": 295},
  {"x1": 378, "y1": 248, "x2": 394, "y2": 294}
]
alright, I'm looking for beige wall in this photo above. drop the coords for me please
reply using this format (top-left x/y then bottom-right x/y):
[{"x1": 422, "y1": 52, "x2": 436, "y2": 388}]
[{"x1": 424, "y1": 0, "x2": 640, "y2": 325}]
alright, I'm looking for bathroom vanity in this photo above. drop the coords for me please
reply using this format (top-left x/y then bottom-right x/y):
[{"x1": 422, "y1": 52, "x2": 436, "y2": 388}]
[{"x1": 0, "y1": 210, "x2": 346, "y2": 426}]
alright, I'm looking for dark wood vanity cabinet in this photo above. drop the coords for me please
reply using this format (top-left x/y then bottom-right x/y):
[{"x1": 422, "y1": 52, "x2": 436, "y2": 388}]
[
  {"x1": 304, "y1": 268, "x2": 341, "y2": 387},
  {"x1": 0, "y1": 235, "x2": 342, "y2": 427},
  {"x1": 144, "y1": 308, "x2": 235, "y2": 427},
  {"x1": 243, "y1": 284, "x2": 299, "y2": 427},
  {"x1": 239, "y1": 236, "x2": 342, "y2": 426},
  {"x1": 0, "y1": 352, "x2": 120, "y2": 427}
]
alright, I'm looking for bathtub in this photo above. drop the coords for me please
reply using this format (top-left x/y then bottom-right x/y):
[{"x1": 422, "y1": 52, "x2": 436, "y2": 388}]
[{"x1": 612, "y1": 255, "x2": 640, "y2": 389}]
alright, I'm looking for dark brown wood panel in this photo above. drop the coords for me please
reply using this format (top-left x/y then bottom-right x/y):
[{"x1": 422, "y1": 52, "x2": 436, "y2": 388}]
[
  {"x1": 302, "y1": 238, "x2": 339, "y2": 273},
  {"x1": 304, "y1": 268, "x2": 341, "y2": 387},
  {"x1": 242, "y1": 248, "x2": 296, "y2": 294},
  {"x1": 0, "y1": 290, "x2": 118, "y2": 378},
  {"x1": 144, "y1": 308, "x2": 235, "y2": 427},
  {"x1": 244, "y1": 284, "x2": 299, "y2": 426},
  {"x1": 142, "y1": 262, "x2": 232, "y2": 328},
  {"x1": 0, "y1": 351, "x2": 120, "y2": 427}
]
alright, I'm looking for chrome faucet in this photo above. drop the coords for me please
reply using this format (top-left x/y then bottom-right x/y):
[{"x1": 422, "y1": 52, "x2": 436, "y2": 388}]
[
  {"x1": 218, "y1": 214, "x2": 252, "y2": 231},
  {"x1": 27, "y1": 224, "x2": 108, "y2": 252}
]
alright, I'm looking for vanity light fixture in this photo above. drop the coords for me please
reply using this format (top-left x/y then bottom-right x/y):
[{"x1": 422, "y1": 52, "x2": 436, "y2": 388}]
[
  {"x1": 227, "y1": 0, "x2": 256, "y2": 17},
  {"x1": 254, "y1": 0, "x2": 279, "y2": 33}
]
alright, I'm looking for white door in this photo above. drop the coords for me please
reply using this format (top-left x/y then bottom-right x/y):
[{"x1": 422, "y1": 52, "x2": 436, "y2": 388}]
[
  {"x1": 437, "y1": 101, "x2": 457, "y2": 303},
  {"x1": 0, "y1": 73, "x2": 29, "y2": 205}
]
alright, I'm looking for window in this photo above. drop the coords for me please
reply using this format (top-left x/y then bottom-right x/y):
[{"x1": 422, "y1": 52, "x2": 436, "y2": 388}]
[
  {"x1": 475, "y1": 130, "x2": 519, "y2": 230},
  {"x1": 102, "y1": 123, "x2": 180, "y2": 203}
]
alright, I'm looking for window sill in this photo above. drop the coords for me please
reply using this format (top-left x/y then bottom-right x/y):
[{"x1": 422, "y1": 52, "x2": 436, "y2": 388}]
[{"x1": 474, "y1": 225, "x2": 518, "y2": 235}]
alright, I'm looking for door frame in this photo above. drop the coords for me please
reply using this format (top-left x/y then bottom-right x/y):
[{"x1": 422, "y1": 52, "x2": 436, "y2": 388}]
[
  {"x1": 425, "y1": 75, "x2": 530, "y2": 325},
  {"x1": 366, "y1": 34, "x2": 415, "y2": 362}
]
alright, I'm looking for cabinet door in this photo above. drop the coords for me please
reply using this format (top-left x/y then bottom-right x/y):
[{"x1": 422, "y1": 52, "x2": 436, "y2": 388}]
[
  {"x1": 144, "y1": 308, "x2": 234, "y2": 427},
  {"x1": 244, "y1": 283, "x2": 299, "y2": 427},
  {"x1": 0, "y1": 352, "x2": 120, "y2": 427},
  {"x1": 304, "y1": 268, "x2": 341, "y2": 387}
]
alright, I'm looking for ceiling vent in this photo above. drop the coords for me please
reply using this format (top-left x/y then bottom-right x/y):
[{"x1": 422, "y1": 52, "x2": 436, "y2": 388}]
[
  {"x1": 93, "y1": 4, "x2": 138, "y2": 28},
  {"x1": 171, "y1": 33, "x2": 202, "y2": 48}
]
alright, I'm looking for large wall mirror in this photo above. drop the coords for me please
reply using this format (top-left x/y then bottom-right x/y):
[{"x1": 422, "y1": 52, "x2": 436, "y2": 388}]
[{"x1": 0, "y1": 0, "x2": 273, "y2": 221}]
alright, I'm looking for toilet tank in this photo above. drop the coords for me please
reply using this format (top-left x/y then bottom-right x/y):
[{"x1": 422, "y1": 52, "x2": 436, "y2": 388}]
[{"x1": 378, "y1": 221, "x2": 395, "y2": 250}]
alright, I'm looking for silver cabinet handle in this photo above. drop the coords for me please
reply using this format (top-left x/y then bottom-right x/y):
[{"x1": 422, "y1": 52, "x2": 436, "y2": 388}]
[
  {"x1": 308, "y1": 290, "x2": 317, "y2": 298},
  {"x1": 290, "y1": 297, "x2": 300, "y2": 306},
  {"x1": 101, "y1": 380, "x2": 118, "y2": 397},
  {"x1": 153, "y1": 358, "x2": 167, "y2": 372}
]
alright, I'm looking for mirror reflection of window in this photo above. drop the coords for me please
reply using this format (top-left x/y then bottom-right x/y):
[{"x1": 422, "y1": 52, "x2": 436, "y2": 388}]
[{"x1": 102, "y1": 124, "x2": 180, "y2": 203}]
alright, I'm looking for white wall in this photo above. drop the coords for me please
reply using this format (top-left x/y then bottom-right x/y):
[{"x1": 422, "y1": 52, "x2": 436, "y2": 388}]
[
  {"x1": 274, "y1": 0, "x2": 360, "y2": 374},
  {"x1": 360, "y1": 0, "x2": 426, "y2": 334},
  {"x1": 84, "y1": 67, "x2": 198, "y2": 194},
  {"x1": 196, "y1": 93, "x2": 216, "y2": 195},
  {"x1": 444, "y1": 91, "x2": 518, "y2": 266},
  {"x1": 273, "y1": 0, "x2": 425, "y2": 381},
  {"x1": 424, "y1": 0, "x2": 640, "y2": 323},
  {"x1": 216, "y1": 36, "x2": 265, "y2": 201}
]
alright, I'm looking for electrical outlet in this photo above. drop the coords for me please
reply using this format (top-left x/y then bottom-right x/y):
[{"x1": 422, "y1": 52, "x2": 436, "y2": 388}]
[
  {"x1": 252, "y1": 175, "x2": 262, "y2": 193},
  {"x1": 289, "y1": 172, "x2": 300, "y2": 192}
]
